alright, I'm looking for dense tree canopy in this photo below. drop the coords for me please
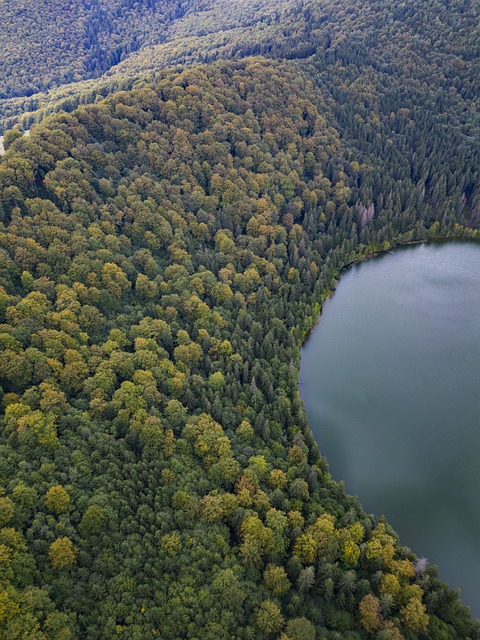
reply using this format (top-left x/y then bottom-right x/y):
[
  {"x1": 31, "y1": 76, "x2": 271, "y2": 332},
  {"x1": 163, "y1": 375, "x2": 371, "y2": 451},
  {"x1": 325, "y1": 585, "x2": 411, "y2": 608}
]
[
  {"x1": 0, "y1": 0, "x2": 479, "y2": 638},
  {"x1": 0, "y1": 0, "x2": 193, "y2": 101},
  {"x1": 1, "y1": 0, "x2": 479, "y2": 139},
  {"x1": 0, "y1": 55, "x2": 478, "y2": 638}
]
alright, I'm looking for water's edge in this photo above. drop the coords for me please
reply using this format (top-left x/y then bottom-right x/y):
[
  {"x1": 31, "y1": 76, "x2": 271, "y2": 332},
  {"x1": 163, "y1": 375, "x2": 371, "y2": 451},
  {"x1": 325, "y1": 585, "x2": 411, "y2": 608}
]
[
  {"x1": 298, "y1": 238, "x2": 480, "y2": 617},
  {"x1": 301, "y1": 236, "x2": 480, "y2": 346}
]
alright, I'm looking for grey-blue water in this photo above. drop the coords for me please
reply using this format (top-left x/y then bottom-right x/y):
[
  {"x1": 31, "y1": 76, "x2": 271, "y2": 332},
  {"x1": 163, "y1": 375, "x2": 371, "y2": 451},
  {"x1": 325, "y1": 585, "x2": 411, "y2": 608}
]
[{"x1": 299, "y1": 242, "x2": 480, "y2": 617}]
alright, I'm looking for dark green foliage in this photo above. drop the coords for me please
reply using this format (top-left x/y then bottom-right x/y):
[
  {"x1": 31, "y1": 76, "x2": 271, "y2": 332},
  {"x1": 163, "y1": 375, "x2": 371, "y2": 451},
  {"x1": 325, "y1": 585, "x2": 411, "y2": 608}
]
[
  {"x1": 0, "y1": 1, "x2": 478, "y2": 638},
  {"x1": 0, "y1": 0, "x2": 194, "y2": 101},
  {"x1": 1, "y1": 0, "x2": 479, "y2": 145}
]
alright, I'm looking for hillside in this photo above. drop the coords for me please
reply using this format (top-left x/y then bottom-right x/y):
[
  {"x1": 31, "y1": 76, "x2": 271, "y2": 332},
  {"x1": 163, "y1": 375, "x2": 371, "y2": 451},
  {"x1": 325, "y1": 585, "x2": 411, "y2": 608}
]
[
  {"x1": 1, "y1": 0, "x2": 478, "y2": 137},
  {"x1": 0, "y1": 0, "x2": 194, "y2": 101},
  {"x1": 0, "y1": 0, "x2": 479, "y2": 638}
]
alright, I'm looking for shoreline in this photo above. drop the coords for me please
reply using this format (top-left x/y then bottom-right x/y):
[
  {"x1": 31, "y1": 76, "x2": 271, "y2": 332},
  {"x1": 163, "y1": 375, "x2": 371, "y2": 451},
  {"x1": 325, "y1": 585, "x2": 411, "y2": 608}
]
[
  {"x1": 298, "y1": 240, "x2": 480, "y2": 618},
  {"x1": 300, "y1": 234, "x2": 480, "y2": 347}
]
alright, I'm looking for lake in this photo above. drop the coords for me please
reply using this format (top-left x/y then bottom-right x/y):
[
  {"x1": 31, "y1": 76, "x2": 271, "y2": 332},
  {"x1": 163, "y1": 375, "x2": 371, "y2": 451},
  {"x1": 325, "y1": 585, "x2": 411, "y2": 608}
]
[{"x1": 299, "y1": 242, "x2": 480, "y2": 617}]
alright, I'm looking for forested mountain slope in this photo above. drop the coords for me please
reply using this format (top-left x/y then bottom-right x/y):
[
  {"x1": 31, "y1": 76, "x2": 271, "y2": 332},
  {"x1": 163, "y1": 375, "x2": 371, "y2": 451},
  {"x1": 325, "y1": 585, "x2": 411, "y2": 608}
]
[
  {"x1": 0, "y1": 0, "x2": 193, "y2": 100},
  {"x1": 0, "y1": 0, "x2": 479, "y2": 638},
  {"x1": 0, "y1": 57, "x2": 479, "y2": 639},
  {"x1": 1, "y1": 0, "x2": 478, "y2": 136}
]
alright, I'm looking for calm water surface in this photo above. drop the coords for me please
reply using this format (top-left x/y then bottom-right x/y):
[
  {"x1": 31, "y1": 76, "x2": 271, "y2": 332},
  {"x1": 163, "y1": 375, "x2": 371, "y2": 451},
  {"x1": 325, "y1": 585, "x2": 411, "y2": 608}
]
[{"x1": 299, "y1": 242, "x2": 480, "y2": 617}]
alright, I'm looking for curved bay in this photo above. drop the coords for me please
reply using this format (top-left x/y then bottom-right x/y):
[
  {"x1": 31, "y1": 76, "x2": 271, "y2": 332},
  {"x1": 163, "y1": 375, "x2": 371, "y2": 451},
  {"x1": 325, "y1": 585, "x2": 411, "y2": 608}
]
[{"x1": 300, "y1": 242, "x2": 480, "y2": 616}]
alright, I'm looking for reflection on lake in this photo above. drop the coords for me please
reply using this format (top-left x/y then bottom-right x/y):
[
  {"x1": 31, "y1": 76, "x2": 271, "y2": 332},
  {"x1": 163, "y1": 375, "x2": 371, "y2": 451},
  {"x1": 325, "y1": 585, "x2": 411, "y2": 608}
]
[{"x1": 300, "y1": 242, "x2": 480, "y2": 617}]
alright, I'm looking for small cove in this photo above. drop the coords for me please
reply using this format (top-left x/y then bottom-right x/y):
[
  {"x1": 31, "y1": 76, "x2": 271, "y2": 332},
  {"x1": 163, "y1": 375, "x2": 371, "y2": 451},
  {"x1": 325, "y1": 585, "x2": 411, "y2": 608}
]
[{"x1": 299, "y1": 242, "x2": 480, "y2": 617}]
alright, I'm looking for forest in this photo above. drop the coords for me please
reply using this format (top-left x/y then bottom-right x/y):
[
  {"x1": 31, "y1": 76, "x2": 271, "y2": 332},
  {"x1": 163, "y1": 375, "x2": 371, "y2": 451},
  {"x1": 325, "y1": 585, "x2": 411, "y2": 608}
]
[
  {"x1": 1, "y1": 0, "x2": 478, "y2": 136},
  {"x1": 0, "y1": 0, "x2": 479, "y2": 639},
  {"x1": 0, "y1": 0, "x2": 194, "y2": 101}
]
